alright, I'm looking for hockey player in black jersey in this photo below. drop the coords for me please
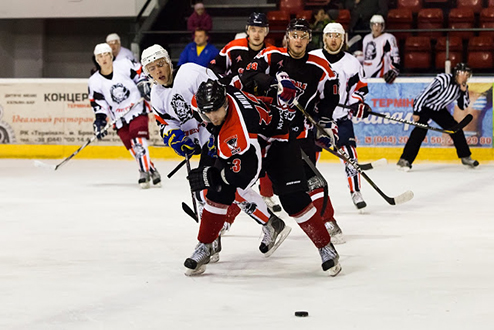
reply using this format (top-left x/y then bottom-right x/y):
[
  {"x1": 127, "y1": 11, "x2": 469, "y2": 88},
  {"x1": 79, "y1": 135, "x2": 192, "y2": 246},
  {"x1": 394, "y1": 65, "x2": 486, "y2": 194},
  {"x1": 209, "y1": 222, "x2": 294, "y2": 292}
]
[{"x1": 184, "y1": 79, "x2": 341, "y2": 277}]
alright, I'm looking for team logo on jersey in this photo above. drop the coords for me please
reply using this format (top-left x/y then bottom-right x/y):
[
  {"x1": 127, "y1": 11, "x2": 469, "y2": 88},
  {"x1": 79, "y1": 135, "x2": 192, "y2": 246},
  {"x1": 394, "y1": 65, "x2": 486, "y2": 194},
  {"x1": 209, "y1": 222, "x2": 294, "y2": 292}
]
[
  {"x1": 225, "y1": 135, "x2": 241, "y2": 155},
  {"x1": 110, "y1": 83, "x2": 130, "y2": 104},
  {"x1": 171, "y1": 94, "x2": 193, "y2": 123},
  {"x1": 236, "y1": 55, "x2": 242, "y2": 63},
  {"x1": 277, "y1": 60, "x2": 284, "y2": 69},
  {"x1": 364, "y1": 41, "x2": 377, "y2": 60}
]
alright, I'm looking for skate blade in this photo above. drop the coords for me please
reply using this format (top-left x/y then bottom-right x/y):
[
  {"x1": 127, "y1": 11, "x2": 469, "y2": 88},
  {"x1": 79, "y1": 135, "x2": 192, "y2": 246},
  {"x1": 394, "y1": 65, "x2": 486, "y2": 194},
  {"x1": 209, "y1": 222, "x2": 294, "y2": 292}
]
[
  {"x1": 153, "y1": 182, "x2": 162, "y2": 187},
  {"x1": 184, "y1": 264, "x2": 207, "y2": 276},
  {"x1": 397, "y1": 166, "x2": 411, "y2": 172},
  {"x1": 139, "y1": 182, "x2": 151, "y2": 189},
  {"x1": 210, "y1": 252, "x2": 220, "y2": 263},
  {"x1": 331, "y1": 233, "x2": 346, "y2": 245},
  {"x1": 326, "y1": 262, "x2": 342, "y2": 277},
  {"x1": 262, "y1": 226, "x2": 292, "y2": 258}
]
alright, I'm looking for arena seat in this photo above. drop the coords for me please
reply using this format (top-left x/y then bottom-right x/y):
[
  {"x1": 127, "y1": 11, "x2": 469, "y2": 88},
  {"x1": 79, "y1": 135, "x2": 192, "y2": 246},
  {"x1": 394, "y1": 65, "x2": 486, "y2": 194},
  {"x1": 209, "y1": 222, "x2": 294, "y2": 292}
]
[
  {"x1": 387, "y1": 8, "x2": 413, "y2": 41},
  {"x1": 404, "y1": 36, "x2": 432, "y2": 69},
  {"x1": 435, "y1": 36, "x2": 463, "y2": 69},
  {"x1": 468, "y1": 36, "x2": 494, "y2": 68},
  {"x1": 457, "y1": 0, "x2": 483, "y2": 14},
  {"x1": 417, "y1": 8, "x2": 444, "y2": 39},
  {"x1": 448, "y1": 8, "x2": 475, "y2": 40},
  {"x1": 480, "y1": 8, "x2": 494, "y2": 39},
  {"x1": 335, "y1": 9, "x2": 351, "y2": 31},
  {"x1": 266, "y1": 11, "x2": 291, "y2": 41},
  {"x1": 279, "y1": 0, "x2": 304, "y2": 16},
  {"x1": 398, "y1": 0, "x2": 423, "y2": 14},
  {"x1": 296, "y1": 10, "x2": 313, "y2": 21},
  {"x1": 490, "y1": 0, "x2": 494, "y2": 6},
  {"x1": 305, "y1": 0, "x2": 330, "y2": 6}
]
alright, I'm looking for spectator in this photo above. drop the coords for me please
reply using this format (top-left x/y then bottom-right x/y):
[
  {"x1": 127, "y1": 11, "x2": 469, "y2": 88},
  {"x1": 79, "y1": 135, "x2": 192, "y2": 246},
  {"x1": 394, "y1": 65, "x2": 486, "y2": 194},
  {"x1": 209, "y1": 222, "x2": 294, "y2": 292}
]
[
  {"x1": 106, "y1": 33, "x2": 136, "y2": 62},
  {"x1": 345, "y1": 0, "x2": 388, "y2": 36},
  {"x1": 311, "y1": 8, "x2": 332, "y2": 48},
  {"x1": 187, "y1": 3, "x2": 213, "y2": 34},
  {"x1": 177, "y1": 29, "x2": 219, "y2": 67}
]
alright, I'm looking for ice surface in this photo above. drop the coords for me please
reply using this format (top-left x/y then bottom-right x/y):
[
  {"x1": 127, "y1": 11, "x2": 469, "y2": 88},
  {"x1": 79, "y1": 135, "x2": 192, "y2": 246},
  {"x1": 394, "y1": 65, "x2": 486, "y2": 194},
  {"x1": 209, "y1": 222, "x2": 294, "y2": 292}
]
[{"x1": 1, "y1": 159, "x2": 493, "y2": 329}]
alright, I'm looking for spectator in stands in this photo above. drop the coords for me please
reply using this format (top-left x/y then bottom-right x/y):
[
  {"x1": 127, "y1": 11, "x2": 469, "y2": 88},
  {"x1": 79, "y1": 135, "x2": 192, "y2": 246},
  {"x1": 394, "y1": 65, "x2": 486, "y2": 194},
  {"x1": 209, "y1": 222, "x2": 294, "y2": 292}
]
[
  {"x1": 177, "y1": 29, "x2": 219, "y2": 68},
  {"x1": 311, "y1": 8, "x2": 332, "y2": 48},
  {"x1": 187, "y1": 2, "x2": 213, "y2": 35},
  {"x1": 106, "y1": 33, "x2": 136, "y2": 62},
  {"x1": 345, "y1": 0, "x2": 388, "y2": 44}
]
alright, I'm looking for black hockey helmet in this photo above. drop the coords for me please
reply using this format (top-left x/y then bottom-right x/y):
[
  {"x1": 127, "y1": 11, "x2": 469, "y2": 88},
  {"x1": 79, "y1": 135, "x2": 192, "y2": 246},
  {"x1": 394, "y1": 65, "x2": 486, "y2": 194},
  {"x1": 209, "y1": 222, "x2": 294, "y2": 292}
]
[
  {"x1": 286, "y1": 18, "x2": 312, "y2": 40},
  {"x1": 196, "y1": 79, "x2": 227, "y2": 114},
  {"x1": 453, "y1": 63, "x2": 472, "y2": 77},
  {"x1": 247, "y1": 12, "x2": 269, "y2": 27}
]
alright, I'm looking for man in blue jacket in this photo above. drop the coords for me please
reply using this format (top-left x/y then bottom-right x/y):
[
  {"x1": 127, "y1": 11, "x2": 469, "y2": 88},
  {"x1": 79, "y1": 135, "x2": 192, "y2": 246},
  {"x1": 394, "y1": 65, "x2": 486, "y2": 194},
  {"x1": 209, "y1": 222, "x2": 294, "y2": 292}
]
[{"x1": 178, "y1": 29, "x2": 219, "y2": 67}]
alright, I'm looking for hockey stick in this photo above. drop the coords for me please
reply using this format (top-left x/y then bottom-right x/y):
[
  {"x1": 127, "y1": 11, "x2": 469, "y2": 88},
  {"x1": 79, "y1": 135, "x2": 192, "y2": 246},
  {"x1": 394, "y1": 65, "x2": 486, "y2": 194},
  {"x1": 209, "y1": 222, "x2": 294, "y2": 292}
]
[
  {"x1": 338, "y1": 103, "x2": 473, "y2": 134},
  {"x1": 183, "y1": 152, "x2": 199, "y2": 223},
  {"x1": 167, "y1": 159, "x2": 187, "y2": 178},
  {"x1": 34, "y1": 97, "x2": 145, "y2": 171},
  {"x1": 301, "y1": 149, "x2": 328, "y2": 216},
  {"x1": 294, "y1": 100, "x2": 414, "y2": 205},
  {"x1": 359, "y1": 158, "x2": 387, "y2": 170}
]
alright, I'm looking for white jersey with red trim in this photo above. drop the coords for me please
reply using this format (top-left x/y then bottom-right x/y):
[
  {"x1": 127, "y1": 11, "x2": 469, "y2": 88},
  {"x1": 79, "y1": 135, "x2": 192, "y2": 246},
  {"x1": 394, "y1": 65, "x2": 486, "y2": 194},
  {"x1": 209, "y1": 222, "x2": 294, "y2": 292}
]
[
  {"x1": 310, "y1": 49, "x2": 369, "y2": 120},
  {"x1": 150, "y1": 63, "x2": 217, "y2": 146},
  {"x1": 362, "y1": 32, "x2": 400, "y2": 78},
  {"x1": 88, "y1": 58, "x2": 147, "y2": 129}
]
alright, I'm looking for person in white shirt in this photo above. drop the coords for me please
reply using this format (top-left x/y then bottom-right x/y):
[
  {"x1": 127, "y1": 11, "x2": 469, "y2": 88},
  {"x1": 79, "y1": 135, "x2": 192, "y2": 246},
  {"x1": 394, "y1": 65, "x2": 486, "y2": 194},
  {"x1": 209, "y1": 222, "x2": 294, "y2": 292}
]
[
  {"x1": 106, "y1": 33, "x2": 136, "y2": 62},
  {"x1": 361, "y1": 15, "x2": 400, "y2": 83}
]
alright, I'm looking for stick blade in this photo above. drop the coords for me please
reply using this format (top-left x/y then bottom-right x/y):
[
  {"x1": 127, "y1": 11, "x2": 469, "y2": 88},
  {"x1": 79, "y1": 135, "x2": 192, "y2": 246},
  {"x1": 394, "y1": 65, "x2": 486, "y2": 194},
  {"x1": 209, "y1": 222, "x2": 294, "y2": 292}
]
[
  {"x1": 33, "y1": 160, "x2": 57, "y2": 171},
  {"x1": 393, "y1": 190, "x2": 414, "y2": 205},
  {"x1": 182, "y1": 202, "x2": 199, "y2": 223},
  {"x1": 359, "y1": 158, "x2": 388, "y2": 170},
  {"x1": 450, "y1": 114, "x2": 473, "y2": 132}
]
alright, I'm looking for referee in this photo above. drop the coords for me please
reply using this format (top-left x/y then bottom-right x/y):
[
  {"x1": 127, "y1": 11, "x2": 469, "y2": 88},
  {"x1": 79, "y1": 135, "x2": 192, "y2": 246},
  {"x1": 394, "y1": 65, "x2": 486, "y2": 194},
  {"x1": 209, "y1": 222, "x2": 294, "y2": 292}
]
[{"x1": 397, "y1": 63, "x2": 479, "y2": 170}]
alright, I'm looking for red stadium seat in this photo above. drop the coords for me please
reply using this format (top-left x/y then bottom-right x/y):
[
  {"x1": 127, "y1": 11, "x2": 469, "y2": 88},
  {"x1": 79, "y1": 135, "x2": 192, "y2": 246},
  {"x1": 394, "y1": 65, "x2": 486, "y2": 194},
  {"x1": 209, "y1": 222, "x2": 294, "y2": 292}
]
[
  {"x1": 279, "y1": 0, "x2": 304, "y2": 16},
  {"x1": 417, "y1": 8, "x2": 444, "y2": 39},
  {"x1": 457, "y1": 0, "x2": 483, "y2": 14},
  {"x1": 480, "y1": 8, "x2": 494, "y2": 39},
  {"x1": 490, "y1": 0, "x2": 494, "y2": 6},
  {"x1": 336, "y1": 9, "x2": 351, "y2": 31},
  {"x1": 404, "y1": 36, "x2": 432, "y2": 69},
  {"x1": 435, "y1": 37, "x2": 463, "y2": 69},
  {"x1": 296, "y1": 10, "x2": 313, "y2": 22},
  {"x1": 305, "y1": 0, "x2": 330, "y2": 6},
  {"x1": 397, "y1": 0, "x2": 423, "y2": 14},
  {"x1": 468, "y1": 37, "x2": 494, "y2": 68},
  {"x1": 448, "y1": 8, "x2": 475, "y2": 40},
  {"x1": 387, "y1": 8, "x2": 413, "y2": 41},
  {"x1": 266, "y1": 10, "x2": 290, "y2": 41}
]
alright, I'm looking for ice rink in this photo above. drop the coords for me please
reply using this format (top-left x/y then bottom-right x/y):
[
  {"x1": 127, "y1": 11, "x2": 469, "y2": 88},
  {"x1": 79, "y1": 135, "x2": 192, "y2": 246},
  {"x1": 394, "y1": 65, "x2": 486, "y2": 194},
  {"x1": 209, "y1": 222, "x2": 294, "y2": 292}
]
[{"x1": 1, "y1": 158, "x2": 493, "y2": 330}]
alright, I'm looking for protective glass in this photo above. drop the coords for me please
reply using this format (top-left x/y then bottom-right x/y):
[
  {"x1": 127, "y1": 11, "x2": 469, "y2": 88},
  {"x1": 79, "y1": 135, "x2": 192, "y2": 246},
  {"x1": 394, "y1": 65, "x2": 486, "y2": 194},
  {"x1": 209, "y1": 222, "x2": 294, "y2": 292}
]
[
  {"x1": 288, "y1": 31, "x2": 310, "y2": 40},
  {"x1": 146, "y1": 59, "x2": 168, "y2": 74},
  {"x1": 325, "y1": 33, "x2": 342, "y2": 39}
]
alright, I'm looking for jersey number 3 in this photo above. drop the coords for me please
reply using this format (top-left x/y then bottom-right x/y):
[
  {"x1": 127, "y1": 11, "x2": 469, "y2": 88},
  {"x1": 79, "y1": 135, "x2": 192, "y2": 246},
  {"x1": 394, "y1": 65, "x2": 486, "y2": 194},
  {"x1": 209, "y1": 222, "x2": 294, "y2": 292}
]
[{"x1": 231, "y1": 158, "x2": 241, "y2": 173}]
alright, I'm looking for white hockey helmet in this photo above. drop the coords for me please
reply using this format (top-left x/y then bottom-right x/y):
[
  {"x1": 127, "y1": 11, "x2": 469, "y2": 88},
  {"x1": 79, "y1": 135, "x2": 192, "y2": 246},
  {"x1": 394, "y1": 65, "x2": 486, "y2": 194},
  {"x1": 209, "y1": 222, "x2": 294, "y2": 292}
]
[
  {"x1": 106, "y1": 33, "x2": 120, "y2": 43},
  {"x1": 323, "y1": 23, "x2": 346, "y2": 54},
  {"x1": 94, "y1": 43, "x2": 113, "y2": 57},
  {"x1": 370, "y1": 15, "x2": 385, "y2": 30},
  {"x1": 141, "y1": 44, "x2": 173, "y2": 77}
]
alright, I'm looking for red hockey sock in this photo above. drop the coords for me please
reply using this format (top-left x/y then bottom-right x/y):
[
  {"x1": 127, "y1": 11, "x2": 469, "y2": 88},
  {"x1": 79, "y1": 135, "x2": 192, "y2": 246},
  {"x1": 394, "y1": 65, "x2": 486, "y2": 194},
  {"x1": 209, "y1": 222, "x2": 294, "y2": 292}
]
[
  {"x1": 259, "y1": 175, "x2": 274, "y2": 197},
  {"x1": 224, "y1": 202, "x2": 241, "y2": 225},
  {"x1": 197, "y1": 199, "x2": 229, "y2": 243},
  {"x1": 309, "y1": 188, "x2": 335, "y2": 223},
  {"x1": 291, "y1": 203, "x2": 331, "y2": 248}
]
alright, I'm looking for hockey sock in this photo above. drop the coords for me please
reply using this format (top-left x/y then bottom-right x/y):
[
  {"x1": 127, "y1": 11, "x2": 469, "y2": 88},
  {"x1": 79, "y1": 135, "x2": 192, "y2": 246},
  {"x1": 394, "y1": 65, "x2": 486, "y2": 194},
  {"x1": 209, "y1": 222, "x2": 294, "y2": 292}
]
[
  {"x1": 259, "y1": 175, "x2": 274, "y2": 197},
  {"x1": 235, "y1": 188, "x2": 270, "y2": 225},
  {"x1": 309, "y1": 188, "x2": 335, "y2": 223},
  {"x1": 341, "y1": 145, "x2": 361, "y2": 193},
  {"x1": 224, "y1": 203, "x2": 241, "y2": 225},
  {"x1": 291, "y1": 203, "x2": 331, "y2": 248},
  {"x1": 198, "y1": 199, "x2": 229, "y2": 244},
  {"x1": 131, "y1": 137, "x2": 151, "y2": 172}
]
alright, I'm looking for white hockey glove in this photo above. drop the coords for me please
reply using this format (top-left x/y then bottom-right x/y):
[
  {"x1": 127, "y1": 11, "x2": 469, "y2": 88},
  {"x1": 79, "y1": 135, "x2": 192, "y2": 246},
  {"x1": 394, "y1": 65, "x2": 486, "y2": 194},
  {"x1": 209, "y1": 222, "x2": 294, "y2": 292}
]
[
  {"x1": 276, "y1": 71, "x2": 297, "y2": 107},
  {"x1": 315, "y1": 118, "x2": 338, "y2": 149}
]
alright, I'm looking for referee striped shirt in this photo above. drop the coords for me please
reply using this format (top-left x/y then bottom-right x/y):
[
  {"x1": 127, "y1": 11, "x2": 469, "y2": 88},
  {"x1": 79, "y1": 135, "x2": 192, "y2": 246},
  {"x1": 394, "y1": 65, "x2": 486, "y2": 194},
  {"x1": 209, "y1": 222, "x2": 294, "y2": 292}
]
[{"x1": 413, "y1": 73, "x2": 469, "y2": 114}]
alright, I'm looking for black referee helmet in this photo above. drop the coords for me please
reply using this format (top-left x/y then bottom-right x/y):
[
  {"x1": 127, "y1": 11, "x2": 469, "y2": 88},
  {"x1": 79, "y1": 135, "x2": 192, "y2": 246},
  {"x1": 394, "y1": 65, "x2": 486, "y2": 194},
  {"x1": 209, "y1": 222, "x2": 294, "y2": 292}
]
[
  {"x1": 453, "y1": 63, "x2": 472, "y2": 76},
  {"x1": 196, "y1": 79, "x2": 227, "y2": 114}
]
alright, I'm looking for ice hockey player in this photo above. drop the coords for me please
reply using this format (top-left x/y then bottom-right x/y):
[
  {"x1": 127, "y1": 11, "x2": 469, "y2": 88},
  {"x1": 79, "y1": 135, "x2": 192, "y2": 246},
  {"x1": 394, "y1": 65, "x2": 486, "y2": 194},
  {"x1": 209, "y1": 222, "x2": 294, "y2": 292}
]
[
  {"x1": 310, "y1": 22, "x2": 371, "y2": 216},
  {"x1": 361, "y1": 15, "x2": 400, "y2": 83},
  {"x1": 88, "y1": 43, "x2": 160, "y2": 188},
  {"x1": 106, "y1": 33, "x2": 136, "y2": 62},
  {"x1": 140, "y1": 44, "x2": 291, "y2": 261},
  {"x1": 209, "y1": 12, "x2": 281, "y2": 213},
  {"x1": 240, "y1": 19, "x2": 344, "y2": 243},
  {"x1": 184, "y1": 79, "x2": 342, "y2": 277}
]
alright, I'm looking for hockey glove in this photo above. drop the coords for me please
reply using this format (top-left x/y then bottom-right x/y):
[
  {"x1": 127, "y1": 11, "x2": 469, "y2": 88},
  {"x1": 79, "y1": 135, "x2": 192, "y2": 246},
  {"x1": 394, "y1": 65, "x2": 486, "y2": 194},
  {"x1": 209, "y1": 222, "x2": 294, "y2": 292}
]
[
  {"x1": 349, "y1": 102, "x2": 371, "y2": 119},
  {"x1": 93, "y1": 114, "x2": 108, "y2": 140},
  {"x1": 383, "y1": 69, "x2": 399, "y2": 84},
  {"x1": 206, "y1": 135, "x2": 217, "y2": 158},
  {"x1": 276, "y1": 71, "x2": 297, "y2": 107},
  {"x1": 315, "y1": 118, "x2": 338, "y2": 149},
  {"x1": 187, "y1": 166, "x2": 222, "y2": 192},
  {"x1": 163, "y1": 129, "x2": 199, "y2": 158},
  {"x1": 137, "y1": 80, "x2": 152, "y2": 101}
]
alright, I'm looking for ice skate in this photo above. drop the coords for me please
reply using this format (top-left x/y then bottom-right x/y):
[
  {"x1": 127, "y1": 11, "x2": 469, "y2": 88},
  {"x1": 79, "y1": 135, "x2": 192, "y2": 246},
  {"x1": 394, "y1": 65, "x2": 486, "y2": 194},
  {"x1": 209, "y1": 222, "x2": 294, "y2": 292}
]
[
  {"x1": 210, "y1": 235, "x2": 222, "y2": 263},
  {"x1": 351, "y1": 191, "x2": 367, "y2": 210},
  {"x1": 397, "y1": 158, "x2": 412, "y2": 172},
  {"x1": 259, "y1": 214, "x2": 291, "y2": 257},
  {"x1": 325, "y1": 220, "x2": 345, "y2": 244},
  {"x1": 319, "y1": 243, "x2": 342, "y2": 276},
  {"x1": 461, "y1": 156, "x2": 479, "y2": 168},
  {"x1": 150, "y1": 168, "x2": 161, "y2": 187},
  {"x1": 219, "y1": 221, "x2": 231, "y2": 236},
  {"x1": 138, "y1": 170, "x2": 150, "y2": 189},
  {"x1": 262, "y1": 196, "x2": 282, "y2": 213},
  {"x1": 184, "y1": 242, "x2": 213, "y2": 276}
]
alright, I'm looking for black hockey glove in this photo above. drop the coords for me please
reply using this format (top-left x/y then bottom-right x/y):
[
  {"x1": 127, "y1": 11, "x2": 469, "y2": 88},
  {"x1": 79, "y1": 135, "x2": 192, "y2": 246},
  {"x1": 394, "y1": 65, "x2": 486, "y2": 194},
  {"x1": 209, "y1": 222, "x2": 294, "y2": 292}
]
[
  {"x1": 383, "y1": 69, "x2": 399, "y2": 84},
  {"x1": 93, "y1": 114, "x2": 108, "y2": 140},
  {"x1": 349, "y1": 102, "x2": 371, "y2": 119},
  {"x1": 137, "y1": 80, "x2": 151, "y2": 101},
  {"x1": 187, "y1": 166, "x2": 222, "y2": 192}
]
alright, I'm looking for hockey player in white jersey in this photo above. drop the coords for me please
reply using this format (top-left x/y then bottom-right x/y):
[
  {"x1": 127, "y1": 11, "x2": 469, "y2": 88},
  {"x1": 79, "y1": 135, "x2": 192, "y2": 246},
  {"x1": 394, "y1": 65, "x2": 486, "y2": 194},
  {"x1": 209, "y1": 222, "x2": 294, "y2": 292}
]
[
  {"x1": 88, "y1": 43, "x2": 160, "y2": 189},
  {"x1": 140, "y1": 44, "x2": 291, "y2": 263},
  {"x1": 361, "y1": 15, "x2": 400, "y2": 83},
  {"x1": 106, "y1": 33, "x2": 136, "y2": 62},
  {"x1": 310, "y1": 23, "x2": 371, "y2": 234}
]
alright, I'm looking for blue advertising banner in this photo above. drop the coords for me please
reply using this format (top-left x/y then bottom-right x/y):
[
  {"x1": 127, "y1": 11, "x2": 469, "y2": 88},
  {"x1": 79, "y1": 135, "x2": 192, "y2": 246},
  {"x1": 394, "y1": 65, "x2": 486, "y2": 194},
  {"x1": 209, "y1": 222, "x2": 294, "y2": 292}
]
[{"x1": 353, "y1": 78, "x2": 493, "y2": 148}]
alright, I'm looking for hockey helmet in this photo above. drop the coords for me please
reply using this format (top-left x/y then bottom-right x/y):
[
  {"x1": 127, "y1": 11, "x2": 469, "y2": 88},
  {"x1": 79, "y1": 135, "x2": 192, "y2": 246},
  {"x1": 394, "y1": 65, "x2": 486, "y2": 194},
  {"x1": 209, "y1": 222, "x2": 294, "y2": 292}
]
[
  {"x1": 141, "y1": 44, "x2": 173, "y2": 78},
  {"x1": 370, "y1": 15, "x2": 385, "y2": 30},
  {"x1": 453, "y1": 62, "x2": 472, "y2": 77},
  {"x1": 286, "y1": 18, "x2": 312, "y2": 41},
  {"x1": 196, "y1": 79, "x2": 227, "y2": 114},
  {"x1": 323, "y1": 23, "x2": 346, "y2": 54},
  {"x1": 247, "y1": 12, "x2": 269, "y2": 27},
  {"x1": 94, "y1": 43, "x2": 113, "y2": 57}
]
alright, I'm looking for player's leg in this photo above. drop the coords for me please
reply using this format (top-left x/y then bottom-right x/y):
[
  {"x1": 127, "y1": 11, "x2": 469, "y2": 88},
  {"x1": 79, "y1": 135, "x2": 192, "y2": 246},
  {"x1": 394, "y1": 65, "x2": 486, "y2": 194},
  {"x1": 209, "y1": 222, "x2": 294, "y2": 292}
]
[{"x1": 398, "y1": 111, "x2": 431, "y2": 170}]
